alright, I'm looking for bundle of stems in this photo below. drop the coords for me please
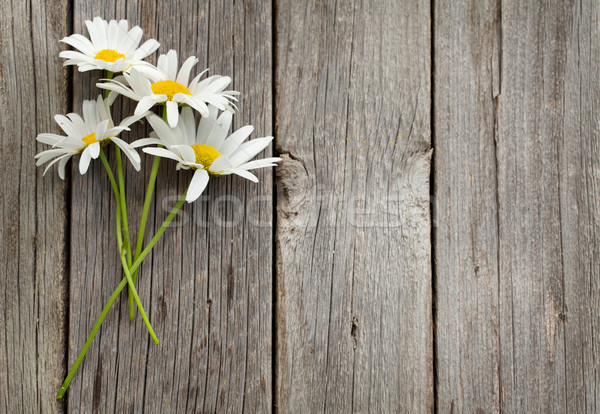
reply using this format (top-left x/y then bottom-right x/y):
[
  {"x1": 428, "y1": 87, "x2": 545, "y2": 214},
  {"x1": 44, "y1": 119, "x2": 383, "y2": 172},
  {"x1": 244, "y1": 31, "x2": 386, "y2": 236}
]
[{"x1": 56, "y1": 87, "x2": 184, "y2": 400}]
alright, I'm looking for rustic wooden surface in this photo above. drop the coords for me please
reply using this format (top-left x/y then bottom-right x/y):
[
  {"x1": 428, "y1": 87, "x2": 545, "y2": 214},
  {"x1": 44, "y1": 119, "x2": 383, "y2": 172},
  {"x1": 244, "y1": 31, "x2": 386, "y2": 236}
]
[
  {"x1": 2, "y1": 0, "x2": 600, "y2": 413},
  {"x1": 274, "y1": 0, "x2": 433, "y2": 412},
  {"x1": 433, "y1": 0, "x2": 502, "y2": 412},
  {"x1": 67, "y1": 0, "x2": 273, "y2": 412},
  {"x1": 497, "y1": 0, "x2": 599, "y2": 411},
  {"x1": 0, "y1": 0, "x2": 69, "y2": 413},
  {"x1": 434, "y1": 0, "x2": 600, "y2": 412}
]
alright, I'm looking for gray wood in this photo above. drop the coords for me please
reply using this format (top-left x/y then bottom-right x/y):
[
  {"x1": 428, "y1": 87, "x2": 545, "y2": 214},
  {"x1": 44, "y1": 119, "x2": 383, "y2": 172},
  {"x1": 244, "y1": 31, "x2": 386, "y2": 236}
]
[
  {"x1": 4, "y1": 0, "x2": 599, "y2": 412},
  {"x1": 275, "y1": 0, "x2": 433, "y2": 412},
  {"x1": 434, "y1": 0, "x2": 600, "y2": 412},
  {"x1": 67, "y1": 1, "x2": 273, "y2": 412},
  {"x1": 0, "y1": 0, "x2": 70, "y2": 413},
  {"x1": 432, "y1": 1, "x2": 502, "y2": 412},
  {"x1": 497, "y1": 0, "x2": 599, "y2": 411},
  {"x1": 560, "y1": 1, "x2": 600, "y2": 410}
]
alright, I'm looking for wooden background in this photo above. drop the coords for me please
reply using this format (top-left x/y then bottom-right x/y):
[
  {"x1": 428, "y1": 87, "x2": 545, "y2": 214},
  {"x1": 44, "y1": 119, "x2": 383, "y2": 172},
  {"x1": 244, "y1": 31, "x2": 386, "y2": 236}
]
[{"x1": 1, "y1": 0, "x2": 598, "y2": 412}]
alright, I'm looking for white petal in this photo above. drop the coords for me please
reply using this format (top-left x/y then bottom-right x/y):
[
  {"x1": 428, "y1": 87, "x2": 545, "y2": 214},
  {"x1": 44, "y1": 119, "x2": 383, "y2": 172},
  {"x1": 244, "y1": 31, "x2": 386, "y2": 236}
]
[
  {"x1": 97, "y1": 81, "x2": 138, "y2": 101},
  {"x1": 156, "y1": 52, "x2": 170, "y2": 77},
  {"x1": 60, "y1": 34, "x2": 96, "y2": 56},
  {"x1": 66, "y1": 113, "x2": 88, "y2": 135},
  {"x1": 85, "y1": 18, "x2": 103, "y2": 49},
  {"x1": 36, "y1": 133, "x2": 65, "y2": 146},
  {"x1": 58, "y1": 155, "x2": 71, "y2": 180},
  {"x1": 35, "y1": 149, "x2": 67, "y2": 165},
  {"x1": 231, "y1": 168, "x2": 259, "y2": 183},
  {"x1": 112, "y1": 137, "x2": 141, "y2": 171},
  {"x1": 135, "y1": 95, "x2": 161, "y2": 115},
  {"x1": 94, "y1": 119, "x2": 110, "y2": 140},
  {"x1": 59, "y1": 50, "x2": 90, "y2": 61},
  {"x1": 238, "y1": 157, "x2": 282, "y2": 170},
  {"x1": 104, "y1": 126, "x2": 129, "y2": 137},
  {"x1": 179, "y1": 108, "x2": 197, "y2": 146},
  {"x1": 186, "y1": 169, "x2": 209, "y2": 202},
  {"x1": 166, "y1": 50, "x2": 178, "y2": 80},
  {"x1": 130, "y1": 137, "x2": 163, "y2": 148},
  {"x1": 42, "y1": 153, "x2": 71, "y2": 176},
  {"x1": 82, "y1": 100, "x2": 98, "y2": 129},
  {"x1": 176, "y1": 56, "x2": 198, "y2": 86},
  {"x1": 180, "y1": 96, "x2": 209, "y2": 117},
  {"x1": 188, "y1": 68, "x2": 209, "y2": 91},
  {"x1": 208, "y1": 155, "x2": 232, "y2": 173},
  {"x1": 166, "y1": 100, "x2": 179, "y2": 127},
  {"x1": 218, "y1": 125, "x2": 254, "y2": 155},
  {"x1": 132, "y1": 39, "x2": 160, "y2": 60},
  {"x1": 217, "y1": 110, "x2": 233, "y2": 133},
  {"x1": 95, "y1": 95, "x2": 112, "y2": 124},
  {"x1": 120, "y1": 112, "x2": 147, "y2": 129},
  {"x1": 54, "y1": 115, "x2": 79, "y2": 137},
  {"x1": 229, "y1": 137, "x2": 273, "y2": 166},
  {"x1": 143, "y1": 147, "x2": 184, "y2": 163},
  {"x1": 172, "y1": 145, "x2": 196, "y2": 164},
  {"x1": 79, "y1": 146, "x2": 93, "y2": 175},
  {"x1": 147, "y1": 114, "x2": 177, "y2": 144},
  {"x1": 121, "y1": 25, "x2": 143, "y2": 51},
  {"x1": 88, "y1": 142, "x2": 100, "y2": 159}
]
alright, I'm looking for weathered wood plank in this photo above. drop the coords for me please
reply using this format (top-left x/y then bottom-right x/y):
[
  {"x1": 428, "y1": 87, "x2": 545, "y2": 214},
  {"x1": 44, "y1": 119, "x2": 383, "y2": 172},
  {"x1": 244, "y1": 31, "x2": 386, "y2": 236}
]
[
  {"x1": 0, "y1": 0, "x2": 69, "y2": 412},
  {"x1": 434, "y1": 0, "x2": 600, "y2": 412},
  {"x1": 560, "y1": 1, "x2": 600, "y2": 410},
  {"x1": 275, "y1": 0, "x2": 433, "y2": 412},
  {"x1": 432, "y1": 1, "x2": 501, "y2": 412},
  {"x1": 67, "y1": 2, "x2": 273, "y2": 412},
  {"x1": 497, "y1": 0, "x2": 599, "y2": 411}
]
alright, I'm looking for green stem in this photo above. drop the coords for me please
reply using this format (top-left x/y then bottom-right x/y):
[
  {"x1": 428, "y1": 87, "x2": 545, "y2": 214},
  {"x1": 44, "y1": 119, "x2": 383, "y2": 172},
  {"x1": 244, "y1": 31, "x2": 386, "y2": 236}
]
[
  {"x1": 127, "y1": 106, "x2": 168, "y2": 318},
  {"x1": 99, "y1": 149, "x2": 156, "y2": 341},
  {"x1": 56, "y1": 190, "x2": 187, "y2": 399},
  {"x1": 130, "y1": 155, "x2": 161, "y2": 318},
  {"x1": 114, "y1": 146, "x2": 135, "y2": 320},
  {"x1": 99, "y1": 149, "x2": 120, "y2": 206},
  {"x1": 103, "y1": 71, "x2": 114, "y2": 99},
  {"x1": 115, "y1": 194, "x2": 159, "y2": 345},
  {"x1": 129, "y1": 191, "x2": 187, "y2": 275},
  {"x1": 115, "y1": 147, "x2": 133, "y2": 266},
  {"x1": 56, "y1": 277, "x2": 128, "y2": 399}
]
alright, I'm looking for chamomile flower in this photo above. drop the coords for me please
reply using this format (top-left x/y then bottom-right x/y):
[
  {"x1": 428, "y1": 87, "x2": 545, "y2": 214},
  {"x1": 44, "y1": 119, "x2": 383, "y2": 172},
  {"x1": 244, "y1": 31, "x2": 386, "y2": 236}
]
[
  {"x1": 59, "y1": 17, "x2": 160, "y2": 74},
  {"x1": 97, "y1": 50, "x2": 238, "y2": 128},
  {"x1": 137, "y1": 107, "x2": 281, "y2": 202},
  {"x1": 35, "y1": 95, "x2": 144, "y2": 178}
]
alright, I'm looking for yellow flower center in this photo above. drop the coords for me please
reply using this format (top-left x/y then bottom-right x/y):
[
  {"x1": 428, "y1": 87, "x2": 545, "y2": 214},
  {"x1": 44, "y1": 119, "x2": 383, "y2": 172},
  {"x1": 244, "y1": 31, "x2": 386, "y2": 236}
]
[
  {"x1": 191, "y1": 144, "x2": 220, "y2": 169},
  {"x1": 151, "y1": 80, "x2": 192, "y2": 101},
  {"x1": 95, "y1": 49, "x2": 126, "y2": 63},
  {"x1": 82, "y1": 133, "x2": 98, "y2": 145}
]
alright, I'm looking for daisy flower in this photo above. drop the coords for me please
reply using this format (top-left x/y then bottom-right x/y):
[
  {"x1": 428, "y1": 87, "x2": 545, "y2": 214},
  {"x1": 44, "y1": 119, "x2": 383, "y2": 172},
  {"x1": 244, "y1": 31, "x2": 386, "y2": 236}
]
[
  {"x1": 137, "y1": 107, "x2": 281, "y2": 202},
  {"x1": 59, "y1": 17, "x2": 160, "y2": 74},
  {"x1": 97, "y1": 50, "x2": 239, "y2": 128},
  {"x1": 35, "y1": 95, "x2": 144, "y2": 178}
]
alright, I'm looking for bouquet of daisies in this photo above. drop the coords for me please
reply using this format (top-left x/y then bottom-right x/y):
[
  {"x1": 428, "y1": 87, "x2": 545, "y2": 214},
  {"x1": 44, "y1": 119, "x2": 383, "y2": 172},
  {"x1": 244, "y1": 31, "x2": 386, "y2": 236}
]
[{"x1": 35, "y1": 17, "x2": 280, "y2": 399}]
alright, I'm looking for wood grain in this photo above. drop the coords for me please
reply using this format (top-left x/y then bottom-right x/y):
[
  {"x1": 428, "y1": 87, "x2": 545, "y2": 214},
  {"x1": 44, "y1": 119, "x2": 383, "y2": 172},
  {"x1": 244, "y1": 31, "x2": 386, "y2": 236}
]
[
  {"x1": 67, "y1": 1, "x2": 273, "y2": 412},
  {"x1": 434, "y1": 0, "x2": 600, "y2": 412},
  {"x1": 432, "y1": 1, "x2": 501, "y2": 412},
  {"x1": 0, "y1": 0, "x2": 70, "y2": 412},
  {"x1": 275, "y1": 0, "x2": 433, "y2": 412},
  {"x1": 4, "y1": 1, "x2": 600, "y2": 412},
  {"x1": 560, "y1": 1, "x2": 600, "y2": 410},
  {"x1": 497, "y1": 0, "x2": 599, "y2": 411}
]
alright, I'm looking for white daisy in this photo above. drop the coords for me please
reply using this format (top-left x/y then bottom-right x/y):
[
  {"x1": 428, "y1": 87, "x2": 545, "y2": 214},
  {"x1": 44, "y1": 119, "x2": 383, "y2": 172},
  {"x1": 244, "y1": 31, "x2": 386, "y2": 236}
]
[
  {"x1": 137, "y1": 107, "x2": 281, "y2": 202},
  {"x1": 35, "y1": 95, "x2": 144, "y2": 178},
  {"x1": 97, "y1": 49, "x2": 239, "y2": 128},
  {"x1": 59, "y1": 17, "x2": 160, "y2": 74}
]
